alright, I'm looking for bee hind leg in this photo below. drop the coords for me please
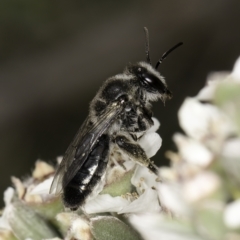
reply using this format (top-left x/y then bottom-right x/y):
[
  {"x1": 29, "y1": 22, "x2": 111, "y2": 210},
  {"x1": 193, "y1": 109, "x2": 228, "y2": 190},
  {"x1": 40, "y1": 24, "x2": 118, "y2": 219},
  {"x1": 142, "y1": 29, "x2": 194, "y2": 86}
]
[{"x1": 115, "y1": 135, "x2": 158, "y2": 175}]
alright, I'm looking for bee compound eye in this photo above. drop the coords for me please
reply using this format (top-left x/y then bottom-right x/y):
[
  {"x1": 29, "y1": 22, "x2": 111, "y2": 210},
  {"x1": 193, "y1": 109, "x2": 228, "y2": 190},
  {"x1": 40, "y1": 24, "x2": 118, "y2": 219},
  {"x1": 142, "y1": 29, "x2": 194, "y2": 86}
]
[{"x1": 143, "y1": 77, "x2": 153, "y2": 86}]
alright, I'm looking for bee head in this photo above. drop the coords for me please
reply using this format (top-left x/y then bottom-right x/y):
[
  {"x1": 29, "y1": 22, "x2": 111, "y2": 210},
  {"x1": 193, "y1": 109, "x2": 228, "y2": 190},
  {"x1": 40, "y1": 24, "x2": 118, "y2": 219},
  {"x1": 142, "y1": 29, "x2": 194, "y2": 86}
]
[
  {"x1": 126, "y1": 28, "x2": 182, "y2": 103},
  {"x1": 127, "y1": 62, "x2": 172, "y2": 103}
]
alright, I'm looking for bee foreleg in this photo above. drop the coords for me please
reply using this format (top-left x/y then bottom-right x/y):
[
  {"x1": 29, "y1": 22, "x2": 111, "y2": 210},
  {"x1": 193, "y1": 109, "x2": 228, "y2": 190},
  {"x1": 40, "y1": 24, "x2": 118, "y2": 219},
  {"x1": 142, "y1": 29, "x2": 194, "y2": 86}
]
[{"x1": 115, "y1": 135, "x2": 158, "y2": 175}]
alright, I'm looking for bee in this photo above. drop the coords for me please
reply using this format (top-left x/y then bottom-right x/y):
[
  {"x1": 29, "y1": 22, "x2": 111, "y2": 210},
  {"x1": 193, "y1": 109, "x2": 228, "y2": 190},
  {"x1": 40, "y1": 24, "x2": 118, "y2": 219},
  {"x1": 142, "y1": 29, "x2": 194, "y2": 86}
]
[{"x1": 50, "y1": 28, "x2": 182, "y2": 210}]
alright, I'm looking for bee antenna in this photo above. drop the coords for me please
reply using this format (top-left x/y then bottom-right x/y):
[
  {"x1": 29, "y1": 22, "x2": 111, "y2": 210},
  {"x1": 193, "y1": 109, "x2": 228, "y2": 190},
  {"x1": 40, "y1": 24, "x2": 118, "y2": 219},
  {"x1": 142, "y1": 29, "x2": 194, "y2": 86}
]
[
  {"x1": 144, "y1": 27, "x2": 151, "y2": 64},
  {"x1": 155, "y1": 42, "x2": 183, "y2": 69}
]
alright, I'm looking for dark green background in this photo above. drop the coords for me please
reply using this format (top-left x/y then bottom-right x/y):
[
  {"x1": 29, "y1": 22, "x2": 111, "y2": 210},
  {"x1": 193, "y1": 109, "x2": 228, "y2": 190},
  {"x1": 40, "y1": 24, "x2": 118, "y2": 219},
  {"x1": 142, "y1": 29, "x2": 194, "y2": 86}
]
[{"x1": 1, "y1": 0, "x2": 240, "y2": 207}]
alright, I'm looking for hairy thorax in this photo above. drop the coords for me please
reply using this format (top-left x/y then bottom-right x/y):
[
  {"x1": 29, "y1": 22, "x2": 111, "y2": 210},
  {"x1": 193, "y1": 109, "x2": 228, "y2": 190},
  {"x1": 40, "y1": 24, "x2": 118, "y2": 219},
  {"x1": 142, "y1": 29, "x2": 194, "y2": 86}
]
[{"x1": 90, "y1": 78, "x2": 154, "y2": 137}]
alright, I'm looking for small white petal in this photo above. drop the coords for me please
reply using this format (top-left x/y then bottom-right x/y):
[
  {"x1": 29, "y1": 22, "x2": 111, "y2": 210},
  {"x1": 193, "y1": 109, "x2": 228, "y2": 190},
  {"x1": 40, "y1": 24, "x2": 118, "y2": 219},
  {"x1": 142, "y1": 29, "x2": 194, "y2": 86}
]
[
  {"x1": 56, "y1": 212, "x2": 76, "y2": 229},
  {"x1": 0, "y1": 210, "x2": 10, "y2": 230},
  {"x1": 123, "y1": 160, "x2": 136, "y2": 171},
  {"x1": 57, "y1": 156, "x2": 63, "y2": 164},
  {"x1": 196, "y1": 57, "x2": 240, "y2": 100},
  {"x1": 119, "y1": 188, "x2": 160, "y2": 214},
  {"x1": 131, "y1": 165, "x2": 158, "y2": 194},
  {"x1": 3, "y1": 187, "x2": 14, "y2": 206},
  {"x1": 224, "y1": 199, "x2": 240, "y2": 228},
  {"x1": 173, "y1": 134, "x2": 213, "y2": 167},
  {"x1": 231, "y1": 56, "x2": 240, "y2": 81},
  {"x1": 83, "y1": 194, "x2": 130, "y2": 214},
  {"x1": 222, "y1": 138, "x2": 240, "y2": 158},
  {"x1": 220, "y1": 139, "x2": 240, "y2": 184},
  {"x1": 196, "y1": 73, "x2": 227, "y2": 101},
  {"x1": 183, "y1": 172, "x2": 220, "y2": 202},
  {"x1": 0, "y1": 188, "x2": 14, "y2": 230},
  {"x1": 178, "y1": 98, "x2": 233, "y2": 142},
  {"x1": 196, "y1": 84, "x2": 215, "y2": 102},
  {"x1": 70, "y1": 217, "x2": 91, "y2": 240},
  {"x1": 44, "y1": 238, "x2": 62, "y2": 240},
  {"x1": 159, "y1": 167, "x2": 177, "y2": 181},
  {"x1": 130, "y1": 214, "x2": 161, "y2": 240},
  {"x1": 32, "y1": 160, "x2": 54, "y2": 180},
  {"x1": 179, "y1": 98, "x2": 209, "y2": 140},
  {"x1": 139, "y1": 132, "x2": 162, "y2": 158},
  {"x1": 30, "y1": 176, "x2": 54, "y2": 195},
  {"x1": 158, "y1": 183, "x2": 190, "y2": 215},
  {"x1": 130, "y1": 213, "x2": 202, "y2": 240},
  {"x1": 148, "y1": 117, "x2": 160, "y2": 133}
]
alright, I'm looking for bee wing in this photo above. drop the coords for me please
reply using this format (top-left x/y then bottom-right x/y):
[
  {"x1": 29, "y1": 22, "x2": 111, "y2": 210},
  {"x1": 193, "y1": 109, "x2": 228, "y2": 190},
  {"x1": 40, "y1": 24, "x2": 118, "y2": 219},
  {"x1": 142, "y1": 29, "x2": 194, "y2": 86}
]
[
  {"x1": 49, "y1": 117, "x2": 89, "y2": 194},
  {"x1": 49, "y1": 102, "x2": 124, "y2": 194}
]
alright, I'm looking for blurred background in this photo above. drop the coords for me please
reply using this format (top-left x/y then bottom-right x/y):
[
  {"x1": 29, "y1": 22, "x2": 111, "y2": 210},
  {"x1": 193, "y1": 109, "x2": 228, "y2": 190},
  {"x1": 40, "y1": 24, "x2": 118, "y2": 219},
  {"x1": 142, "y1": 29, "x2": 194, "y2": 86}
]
[{"x1": 1, "y1": 0, "x2": 240, "y2": 207}]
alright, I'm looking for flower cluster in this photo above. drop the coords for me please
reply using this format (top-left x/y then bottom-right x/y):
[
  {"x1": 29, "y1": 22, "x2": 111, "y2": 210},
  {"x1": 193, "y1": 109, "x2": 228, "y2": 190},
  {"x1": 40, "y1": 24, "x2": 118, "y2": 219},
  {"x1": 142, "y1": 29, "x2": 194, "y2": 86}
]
[
  {"x1": 1, "y1": 57, "x2": 240, "y2": 240},
  {"x1": 0, "y1": 119, "x2": 162, "y2": 240},
  {"x1": 131, "y1": 57, "x2": 240, "y2": 240}
]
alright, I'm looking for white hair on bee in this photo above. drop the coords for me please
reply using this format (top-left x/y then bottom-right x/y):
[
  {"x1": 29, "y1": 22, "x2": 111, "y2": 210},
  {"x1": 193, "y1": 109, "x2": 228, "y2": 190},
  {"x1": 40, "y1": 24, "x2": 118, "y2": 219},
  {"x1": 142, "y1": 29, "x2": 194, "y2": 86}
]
[
  {"x1": 113, "y1": 74, "x2": 133, "y2": 81},
  {"x1": 137, "y1": 61, "x2": 166, "y2": 85}
]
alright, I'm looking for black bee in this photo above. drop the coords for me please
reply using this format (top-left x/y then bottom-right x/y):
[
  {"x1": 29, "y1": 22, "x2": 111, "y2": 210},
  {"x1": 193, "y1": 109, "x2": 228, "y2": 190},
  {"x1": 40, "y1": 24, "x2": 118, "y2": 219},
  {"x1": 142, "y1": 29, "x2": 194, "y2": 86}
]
[{"x1": 50, "y1": 28, "x2": 182, "y2": 210}]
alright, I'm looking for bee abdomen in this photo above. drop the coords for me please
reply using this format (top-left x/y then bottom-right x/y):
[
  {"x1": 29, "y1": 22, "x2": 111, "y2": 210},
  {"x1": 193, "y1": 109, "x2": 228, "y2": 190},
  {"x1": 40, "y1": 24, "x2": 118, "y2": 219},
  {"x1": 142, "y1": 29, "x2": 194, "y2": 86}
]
[{"x1": 63, "y1": 134, "x2": 110, "y2": 210}]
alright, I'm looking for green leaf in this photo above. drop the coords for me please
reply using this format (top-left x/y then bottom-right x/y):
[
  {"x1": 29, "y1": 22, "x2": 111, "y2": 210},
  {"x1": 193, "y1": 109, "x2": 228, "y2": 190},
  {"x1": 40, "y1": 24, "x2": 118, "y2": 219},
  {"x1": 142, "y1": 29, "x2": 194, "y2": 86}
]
[
  {"x1": 30, "y1": 196, "x2": 63, "y2": 220},
  {"x1": 90, "y1": 216, "x2": 141, "y2": 240},
  {"x1": 101, "y1": 170, "x2": 134, "y2": 197},
  {"x1": 29, "y1": 197, "x2": 66, "y2": 235},
  {"x1": 7, "y1": 200, "x2": 58, "y2": 240}
]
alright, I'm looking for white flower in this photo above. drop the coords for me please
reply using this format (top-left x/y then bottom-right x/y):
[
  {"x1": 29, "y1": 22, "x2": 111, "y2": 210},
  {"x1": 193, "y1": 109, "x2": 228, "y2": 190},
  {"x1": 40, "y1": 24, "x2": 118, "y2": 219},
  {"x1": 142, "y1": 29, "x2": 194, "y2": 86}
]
[
  {"x1": 5, "y1": 160, "x2": 60, "y2": 204},
  {"x1": 119, "y1": 188, "x2": 161, "y2": 214},
  {"x1": 196, "y1": 56, "x2": 240, "y2": 101},
  {"x1": 83, "y1": 194, "x2": 130, "y2": 214},
  {"x1": 145, "y1": 117, "x2": 160, "y2": 133},
  {"x1": 178, "y1": 98, "x2": 234, "y2": 151},
  {"x1": 83, "y1": 117, "x2": 162, "y2": 215},
  {"x1": 44, "y1": 238, "x2": 62, "y2": 240},
  {"x1": 0, "y1": 187, "x2": 14, "y2": 230},
  {"x1": 139, "y1": 132, "x2": 162, "y2": 158},
  {"x1": 131, "y1": 165, "x2": 158, "y2": 194},
  {"x1": 139, "y1": 117, "x2": 162, "y2": 158},
  {"x1": 32, "y1": 160, "x2": 54, "y2": 180},
  {"x1": 173, "y1": 133, "x2": 213, "y2": 167},
  {"x1": 158, "y1": 182, "x2": 190, "y2": 216},
  {"x1": 129, "y1": 213, "x2": 202, "y2": 240},
  {"x1": 220, "y1": 138, "x2": 240, "y2": 185},
  {"x1": 84, "y1": 164, "x2": 160, "y2": 214},
  {"x1": 158, "y1": 167, "x2": 177, "y2": 182},
  {"x1": 182, "y1": 171, "x2": 220, "y2": 203},
  {"x1": 231, "y1": 56, "x2": 240, "y2": 81},
  {"x1": 224, "y1": 199, "x2": 240, "y2": 228},
  {"x1": 57, "y1": 213, "x2": 91, "y2": 240},
  {"x1": 84, "y1": 165, "x2": 160, "y2": 214},
  {"x1": 196, "y1": 72, "x2": 228, "y2": 101},
  {"x1": 68, "y1": 217, "x2": 92, "y2": 240},
  {"x1": 221, "y1": 138, "x2": 240, "y2": 159},
  {"x1": 30, "y1": 176, "x2": 54, "y2": 195}
]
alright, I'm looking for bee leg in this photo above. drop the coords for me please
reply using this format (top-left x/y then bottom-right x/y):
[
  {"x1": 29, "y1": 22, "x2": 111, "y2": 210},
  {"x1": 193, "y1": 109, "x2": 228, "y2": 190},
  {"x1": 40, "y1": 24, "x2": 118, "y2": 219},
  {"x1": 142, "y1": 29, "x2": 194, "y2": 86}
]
[{"x1": 115, "y1": 135, "x2": 158, "y2": 175}]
